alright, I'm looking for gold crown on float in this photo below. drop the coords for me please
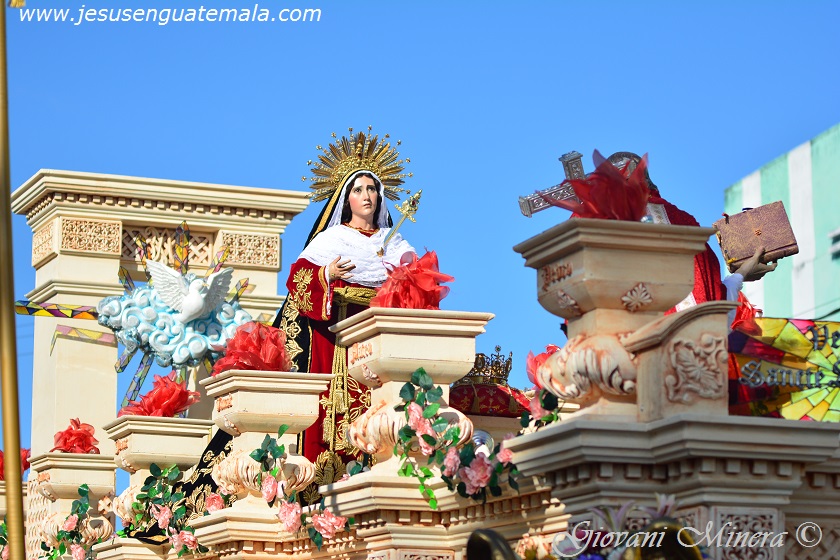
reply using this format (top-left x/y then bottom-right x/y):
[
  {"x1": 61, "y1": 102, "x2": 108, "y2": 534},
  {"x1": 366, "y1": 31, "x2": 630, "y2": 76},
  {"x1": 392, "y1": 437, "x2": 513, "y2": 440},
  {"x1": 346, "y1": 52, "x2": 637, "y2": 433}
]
[
  {"x1": 302, "y1": 126, "x2": 413, "y2": 202},
  {"x1": 455, "y1": 346, "x2": 513, "y2": 387}
]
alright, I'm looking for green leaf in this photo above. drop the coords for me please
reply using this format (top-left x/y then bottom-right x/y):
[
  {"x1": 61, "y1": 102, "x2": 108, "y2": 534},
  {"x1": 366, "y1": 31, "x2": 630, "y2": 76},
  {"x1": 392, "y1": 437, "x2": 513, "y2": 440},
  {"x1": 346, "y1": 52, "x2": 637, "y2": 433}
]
[
  {"x1": 434, "y1": 448, "x2": 445, "y2": 464},
  {"x1": 416, "y1": 371, "x2": 434, "y2": 391},
  {"x1": 309, "y1": 527, "x2": 323, "y2": 550},
  {"x1": 58, "y1": 543, "x2": 66, "y2": 555},
  {"x1": 426, "y1": 386, "x2": 443, "y2": 403},
  {"x1": 399, "y1": 382, "x2": 415, "y2": 402},
  {"x1": 347, "y1": 517, "x2": 355, "y2": 527},
  {"x1": 456, "y1": 482, "x2": 468, "y2": 498},
  {"x1": 432, "y1": 417, "x2": 449, "y2": 434},
  {"x1": 422, "y1": 403, "x2": 440, "y2": 418},
  {"x1": 249, "y1": 449, "x2": 265, "y2": 463},
  {"x1": 398, "y1": 425, "x2": 416, "y2": 443},
  {"x1": 78, "y1": 484, "x2": 90, "y2": 497},
  {"x1": 277, "y1": 424, "x2": 290, "y2": 438},
  {"x1": 540, "y1": 390, "x2": 558, "y2": 411},
  {"x1": 410, "y1": 368, "x2": 425, "y2": 386},
  {"x1": 421, "y1": 434, "x2": 437, "y2": 447},
  {"x1": 149, "y1": 463, "x2": 162, "y2": 477},
  {"x1": 459, "y1": 445, "x2": 475, "y2": 467},
  {"x1": 428, "y1": 497, "x2": 438, "y2": 510},
  {"x1": 520, "y1": 411, "x2": 531, "y2": 428},
  {"x1": 269, "y1": 443, "x2": 284, "y2": 459},
  {"x1": 261, "y1": 434, "x2": 272, "y2": 450},
  {"x1": 416, "y1": 391, "x2": 426, "y2": 407},
  {"x1": 489, "y1": 484, "x2": 502, "y2": 497},
  {"x1": 443, "y1": 429, "x2": 460, "y2": 445},
  {"x1": 419, "y1": 466, "x2": 433, "y2": 478},
  {"x1": 508, "y1": 475, "x2": 520, "y2": 492}
]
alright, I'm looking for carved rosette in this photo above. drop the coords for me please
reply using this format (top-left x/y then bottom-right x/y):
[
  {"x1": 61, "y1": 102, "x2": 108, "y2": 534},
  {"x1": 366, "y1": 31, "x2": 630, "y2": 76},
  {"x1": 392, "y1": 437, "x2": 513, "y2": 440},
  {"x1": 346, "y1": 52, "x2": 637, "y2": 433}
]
[
  {"x1": 621, "y1": 283, "x2": 653, "y2": 312},
  {"x1": 556, "y1": 290, "x2": 582, "y2": 317},
  {"x1": 665, "y1": 334, "x2": 727, "y2": 404},
  {"x1": 539, "y1": 335, "x2": 637, "y2": 404}
]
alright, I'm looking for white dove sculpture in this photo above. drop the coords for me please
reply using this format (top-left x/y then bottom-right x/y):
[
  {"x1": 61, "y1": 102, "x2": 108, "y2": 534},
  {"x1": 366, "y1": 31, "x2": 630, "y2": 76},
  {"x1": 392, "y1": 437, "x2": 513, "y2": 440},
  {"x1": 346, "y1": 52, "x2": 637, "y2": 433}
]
[{"x1": 146, "y1": 260, "x2": 235, "y2": 325}]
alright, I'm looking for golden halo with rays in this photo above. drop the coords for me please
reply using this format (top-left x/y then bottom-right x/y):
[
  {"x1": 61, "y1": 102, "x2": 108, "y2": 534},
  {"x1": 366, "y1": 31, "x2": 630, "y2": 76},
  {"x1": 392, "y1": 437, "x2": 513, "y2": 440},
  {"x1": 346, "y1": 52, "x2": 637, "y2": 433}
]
[{"x1": 302, "y1": 126, "x2": 413, "y2": 202}]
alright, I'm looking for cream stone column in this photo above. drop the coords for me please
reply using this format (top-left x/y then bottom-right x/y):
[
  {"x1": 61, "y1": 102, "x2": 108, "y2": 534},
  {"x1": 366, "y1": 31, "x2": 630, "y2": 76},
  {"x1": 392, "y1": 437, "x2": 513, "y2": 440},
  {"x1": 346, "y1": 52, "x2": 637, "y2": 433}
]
[{"x1": 11, "y1": 170, "x2": 309, "y2": 457}]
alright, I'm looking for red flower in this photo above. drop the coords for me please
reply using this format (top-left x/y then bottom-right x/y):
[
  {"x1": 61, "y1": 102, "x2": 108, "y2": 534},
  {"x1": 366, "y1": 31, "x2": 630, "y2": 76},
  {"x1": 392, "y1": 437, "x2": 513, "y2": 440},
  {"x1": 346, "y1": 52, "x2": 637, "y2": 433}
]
[
  {"x1": 52, "y1": 419, "x2": 100, "y2": 454},
  {"x1": 21, "y1": 448, "x2": 30, "y2": 474},
  {"x1": 370, "y1": 251, "x2": 454, "y2": 310},
  {"x1": 541, "y1": 150, "x2": 651, "y2": 221},
  {"x1": 0, "y1": 448, "x2": 32, "y2": 480},
  {"x1": 212, "y1": 322, "x2": 291, "y2": 376},
  {"x1": 731, "y1": 292, "x2": 762, "y2": 336},
  {"x1": 118, "y1": 372, "x2": 200, "y2": 418}
]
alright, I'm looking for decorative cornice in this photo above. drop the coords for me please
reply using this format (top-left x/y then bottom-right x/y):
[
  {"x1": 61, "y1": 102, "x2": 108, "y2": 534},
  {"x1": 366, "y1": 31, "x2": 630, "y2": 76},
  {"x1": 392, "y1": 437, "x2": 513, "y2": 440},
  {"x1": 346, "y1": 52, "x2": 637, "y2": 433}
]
[{"x1": 11, "y1": 169, "x2": 309, "y2": 230}]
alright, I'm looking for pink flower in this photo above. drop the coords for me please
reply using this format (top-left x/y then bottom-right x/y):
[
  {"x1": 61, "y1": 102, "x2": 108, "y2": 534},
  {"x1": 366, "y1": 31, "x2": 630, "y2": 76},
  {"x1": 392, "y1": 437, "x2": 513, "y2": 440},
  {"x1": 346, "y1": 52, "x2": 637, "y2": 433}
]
[
  {"x1": 407, "y1": 402, "x2": 424, "y2": 431},
  {"x1": 261, "y1": 475, "x2": 278, "y2": 503},
  {"x1": 526, "y1": 345, "x2": 560, "y2": 389},
  {"x1": 277, "y1": 500, "x2": 302, "y2": 533},
  {"x1": 70, "y1": 544, "x2": 85, "y2": 560},
  {"x1": 310, "y1": 508, "x2": 348, "y2": 540},
  {"x1": 496, "y1": 433, "x2": 515, "y2": 465},
  {"x1": 179, "y1": 531, "x2": 198, "y2": 551},
  {"x1": 2, "y1": 546, "x2": 9, "y2": 560},
  {"x1": 62, "y1": 514, "x2": 79, "y2": 532},
  {"x1": 496, "y1": 447, "x2": 514, "y2": 465},
  {"x1": 458, "y1": 453, "x2": 493, "y2": 495},
  {"x1": 442, "y1": 447, "x2": 460, "y2": 477},
  {"x1": 168, "y1": 528, "x2": 183, "y2": 551},
  {"x1": 529, "y1": 394, "x2": 550, "y2": 420},
  {"x1": 150, "y1": 504, "x2": 172, "y2": 529},
  {"x1": 205, "y1": 493, "x2": 225, "y2": 513}
]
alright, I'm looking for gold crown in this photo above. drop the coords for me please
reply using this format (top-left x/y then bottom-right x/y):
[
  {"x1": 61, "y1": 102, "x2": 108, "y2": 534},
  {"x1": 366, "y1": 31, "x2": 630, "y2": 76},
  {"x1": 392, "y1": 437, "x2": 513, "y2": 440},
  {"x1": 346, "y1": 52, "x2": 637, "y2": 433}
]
[
  {"x1": 303, "y1": 126, "x2": 412, "y2": 202},
  {"x1": 454, "y1": 346, "x2": 513, "y2": 387}
]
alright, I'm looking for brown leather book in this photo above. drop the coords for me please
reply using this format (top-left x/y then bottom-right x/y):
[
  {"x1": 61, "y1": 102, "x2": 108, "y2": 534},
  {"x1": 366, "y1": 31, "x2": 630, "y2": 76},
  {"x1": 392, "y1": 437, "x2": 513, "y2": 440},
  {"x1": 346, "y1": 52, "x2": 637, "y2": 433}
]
[{"x1": 713, "y1": 201, "x2": 799, "y2": 273}]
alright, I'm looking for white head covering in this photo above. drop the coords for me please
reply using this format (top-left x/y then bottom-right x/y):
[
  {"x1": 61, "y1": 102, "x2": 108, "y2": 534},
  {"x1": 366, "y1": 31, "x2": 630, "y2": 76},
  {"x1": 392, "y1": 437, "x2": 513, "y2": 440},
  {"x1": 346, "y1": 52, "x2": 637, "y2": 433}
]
[{"x1": 325, "y1": 170, "x2": 391, "y2": 230}]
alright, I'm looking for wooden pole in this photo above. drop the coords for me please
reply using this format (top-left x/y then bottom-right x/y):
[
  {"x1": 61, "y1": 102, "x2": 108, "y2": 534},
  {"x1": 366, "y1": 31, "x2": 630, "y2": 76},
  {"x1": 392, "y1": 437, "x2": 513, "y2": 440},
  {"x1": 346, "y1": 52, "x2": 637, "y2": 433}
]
[{"x1": 0, "y1": 2, "x2": 26, "y2": 559}]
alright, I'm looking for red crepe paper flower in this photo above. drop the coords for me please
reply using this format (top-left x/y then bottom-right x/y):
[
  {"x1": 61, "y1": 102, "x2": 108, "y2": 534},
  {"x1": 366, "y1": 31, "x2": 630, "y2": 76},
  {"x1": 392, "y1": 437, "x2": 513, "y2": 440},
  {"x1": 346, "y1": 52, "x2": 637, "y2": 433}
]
[
  {"x1": 21, "y1": 448, "x2": 30, "y2": 473},
  {"x1": 731, "y1": 292, "x2": 762, "y2": 336},
  {"x1": 541, "y1": 150, "x2": 650, "y2": 221},
  {"x1": 526, "y1": 344, "x2": 561, "y2": 389},
  {"x1": 0, "y1": 448, "x2": 32, "y2": 480},
  {"x1": 52, "y1": 419, "x2": 100, "y2": 454},
  {"x1": 212, "y1": 322, "x2": 291, "y2": 376},
  {"x1": 370, "y1": 251, "x2": 454, "y2": 310},
  {"x1": 118, "y1": 372, "x2": 201, "y2": 417}
]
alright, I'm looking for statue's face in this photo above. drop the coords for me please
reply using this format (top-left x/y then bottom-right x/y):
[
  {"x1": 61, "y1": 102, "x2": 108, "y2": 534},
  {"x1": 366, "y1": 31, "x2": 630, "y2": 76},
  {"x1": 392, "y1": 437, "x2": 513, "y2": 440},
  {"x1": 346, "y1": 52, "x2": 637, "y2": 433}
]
[{"x1": 348, "y1": 175, "x2": 378, "y2": 222}]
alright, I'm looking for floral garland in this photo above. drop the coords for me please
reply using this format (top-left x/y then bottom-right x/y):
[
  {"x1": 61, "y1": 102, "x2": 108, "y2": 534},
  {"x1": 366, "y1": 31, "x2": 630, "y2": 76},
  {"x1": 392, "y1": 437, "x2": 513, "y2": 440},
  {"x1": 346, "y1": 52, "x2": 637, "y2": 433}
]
[
  {"x1": 251, "y1": 426, "x2": 354, "y2": 550},
  {"x1": 120, "y1": 464, "x2": 225, "y2": 556},
  {"x1": 394, "y1": 368, "x2": 520, "y2": 509},
  {"x1": 38, "y1": 484, "x2": 104, "y2": 560}
]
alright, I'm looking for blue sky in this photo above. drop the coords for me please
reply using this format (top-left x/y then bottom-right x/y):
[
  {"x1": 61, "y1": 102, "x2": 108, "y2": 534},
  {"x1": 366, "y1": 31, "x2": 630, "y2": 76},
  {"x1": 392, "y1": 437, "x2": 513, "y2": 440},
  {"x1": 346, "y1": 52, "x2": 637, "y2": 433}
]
[{"x1": 4, "y1": 1, "x2": 840, "y2": 451}]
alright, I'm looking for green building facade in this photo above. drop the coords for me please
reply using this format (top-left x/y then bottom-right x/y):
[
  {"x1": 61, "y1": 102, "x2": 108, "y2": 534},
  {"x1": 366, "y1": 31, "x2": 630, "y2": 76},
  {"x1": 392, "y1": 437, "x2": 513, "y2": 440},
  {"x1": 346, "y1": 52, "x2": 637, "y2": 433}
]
[{"x1": 724, "y1": 123, "x2": 840, "y2": 320}]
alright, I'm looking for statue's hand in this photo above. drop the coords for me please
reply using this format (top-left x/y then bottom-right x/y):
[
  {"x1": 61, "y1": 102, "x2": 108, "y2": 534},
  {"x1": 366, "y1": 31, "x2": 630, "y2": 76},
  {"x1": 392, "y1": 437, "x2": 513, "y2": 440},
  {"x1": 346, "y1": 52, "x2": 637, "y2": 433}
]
[{"x1": 735, "y1": 247, "x2": 777, "y2": 282}]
